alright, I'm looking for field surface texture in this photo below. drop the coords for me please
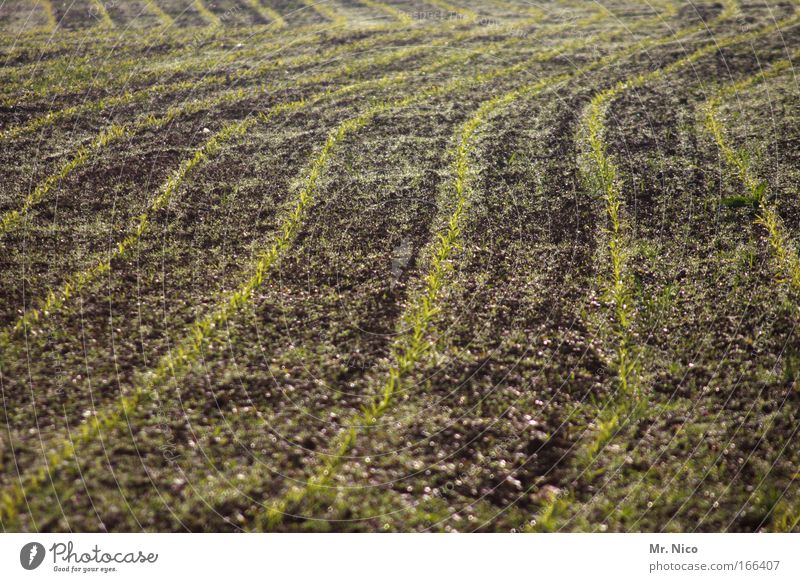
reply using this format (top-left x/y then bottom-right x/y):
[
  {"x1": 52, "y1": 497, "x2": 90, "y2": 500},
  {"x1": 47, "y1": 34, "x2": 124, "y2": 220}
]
[{"x1": 0, "y1": 0, "x2": 799, "y2": 532}]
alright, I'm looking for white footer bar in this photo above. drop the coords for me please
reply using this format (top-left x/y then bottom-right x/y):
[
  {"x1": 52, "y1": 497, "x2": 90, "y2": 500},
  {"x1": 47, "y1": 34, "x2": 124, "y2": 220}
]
[{"x1": 1, "y1": 533, "x2": 797, "y2": 581}]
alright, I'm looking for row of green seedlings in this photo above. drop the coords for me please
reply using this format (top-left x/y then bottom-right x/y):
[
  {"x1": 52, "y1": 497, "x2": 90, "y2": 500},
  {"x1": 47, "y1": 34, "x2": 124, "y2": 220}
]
[
  {"x1": 0, "y1": 7, "x2": 624, "y2": 359},
  {"x1": 0, "y1": 0, "x2": 472, "y2": 73},
  {"x1": 34, "y1": 0, "x2": 235, "y2": 32},
  {"x1": 260, "y1": 0, "x2": 741, "y2": 528},
  {"x1": 259, "y1": 72, "x2": 576, "y2": 530},
  {"x1": 232, "y1": 0, "x2": 679, "y2": 530},
  {"x1": 12, "y1": 0, "x2": 169, "y2": 34},
  {"x1": 0, "y1": 3, "x2": 667, "y2": 527},
  {"x1": 1, "y1": 0, "x2": 618, "y2": 103},
  {"x1": 618, "y1": 49, "x2": 800, "y2": 535},
  {"x1": 25, "y1": 0, "x2": 116, "y2": 31},
  {"x1": 28, "y1": 0, "x2": 58, "y2": 33},
  {"x1": 1, "y1": 25, "x2": 547, "y2": 234},
  {"x1": 0, "y1": 24, "x2": 575, "y2": 527},
  {"x1": 0, "y1": 0, "x2": 611, "y2": 107},
  {"x1": 102, "y1": 0, "x2": 678, "y2": 527},
  {"x1": 143, "y1": 0, "x2": 177, "y2": 27},
  {"x1": 0, "y1": 37, "x2": 508, "y2": 360},
  {"x1": 243, "y1": 0, "x2": 286, "y2": 28},
  {"x1": 302, "y1": 0, "x2": 349, "y2": 27},
  {"x1": 0, "y1": 3, "x2": 312, "y2": 70},
  {"x1": 549, "y1": 44, "x2": 800, "y2": 533},
  {"x1": 0, "y1": 9, "x2": 549, "y2": 140},
  {"x1": 703, "y1": 53, "x2": 800, "y2": 532},
  {"x1": 0, "y1": 5, "x2": 434, "y2": 107},
  {"x1": 528, "y1": 0, "x2": 800, "y2": 532},
  {"x1": 0, "y1": 3, "x2": 618, "y2": 247},
  {"x1": 86, "y1": 0, "x2": 684, "y2": 529}
]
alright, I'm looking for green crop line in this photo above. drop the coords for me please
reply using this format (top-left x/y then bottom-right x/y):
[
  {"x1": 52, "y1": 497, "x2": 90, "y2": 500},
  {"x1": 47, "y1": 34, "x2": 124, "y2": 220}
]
[
  {"x1": 704, "y1": 59, "x2": 800, "y2": 305},
  {"x1": 194, "y1": 0, "x2": 222, "y2": 28},
  {"x1": 359, "y1": 0, "x2": 413, "y2": 25},
  {"x1": 582, "y1": 0, "x2": 742, "y2": 400},
  {"x1": 529, "y1": 0, "x2": 800, "y2": 532},
  {"x1": 88, "y1": 0, "x2": 114, "y2": 28},
  {"x1": 0, "y1": 39, "x2": 549, "y2": 527},
  {"x1": 0, "y1": 0, "x2": 668, "y2": 525},
  {"x1": 0, "y1": 41, "x2": 504, "y2": 337},
  {"x1": 244, "y1": 0, "x2": 286, "y2": 28},
  {"x1": 0, "y1": 109, "x2": 285, "y2": 529},
  {"x1": 301, "y1": 0, "x2": 348, "y2": 27},
  {"x1": 144, "y1": 0, "x2": 174, "y2": 27},
  {"x1": 0, "y1": 27, "x2": 545, "y2": 237},
  {"x1": 0, "y1": 0, "x2": 495, "y2": 110},
  {"x1": 259, "y1": 70, "x2": 582, "y2": 529},
  {"x1": 0, "y1": 14, "x2": 436, "y2": 104},
  {"x1": 0, "y1": 0, "x2": 678, "y2": 527},
  {"x1": 424, "y1": 0, "x2": 478, "y2": 23},
  {"x1": 38, "y1": 0, "x2": 58, "y2": 32},
  {"x1": 260, "y1": 0, "x2": 706, "y2": 528},
  {"x1": 2, "y1": 18, "x2": 301, "y2": 66},
  {"x1": 0, "y1": 123, "x2": 127, "y2": 238},
  {"x1": 5, "y1": 0, "x2": 430, "y2": 64},
  {"x1": 0, "y1": 59, "x2": 480, "y2": 528},
  {"x1": 76, "y1": 0, "x2": 658, "y2": 524},
  {"x1": 0, "y1": 4, "x2": 592, "y2": 227},
  {"x1": 5, "y1": 0, "x2": 592, "y2": 101}
]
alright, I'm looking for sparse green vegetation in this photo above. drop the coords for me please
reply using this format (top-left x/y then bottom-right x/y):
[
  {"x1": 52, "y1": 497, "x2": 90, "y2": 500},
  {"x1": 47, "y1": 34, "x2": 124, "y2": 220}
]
[{"x1": 1, "y1": 0, "x2": 799, "y2": 533}]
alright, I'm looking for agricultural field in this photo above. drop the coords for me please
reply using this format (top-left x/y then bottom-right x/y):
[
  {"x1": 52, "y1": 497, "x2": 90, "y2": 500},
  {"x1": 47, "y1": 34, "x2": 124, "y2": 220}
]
[{"x1": 0, "y1": 0, "x2": 798, "y2": 533}]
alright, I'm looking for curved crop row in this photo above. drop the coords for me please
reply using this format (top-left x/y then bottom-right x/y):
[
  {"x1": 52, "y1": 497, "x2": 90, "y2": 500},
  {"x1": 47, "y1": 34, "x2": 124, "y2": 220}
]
[
  {"x1": 0, "y1": 33, "x2": 557, "y2": 526},
  {"x1": 0, "y1": 0, "x2": 446, "y2": 93},
  {"x1": 0, "y1": 2, "x2": 673, "y2": 526},
  {"x1": 703, "y1": 52, "x2": 800, "y2": 531},
  {"x1": 143, "y1": 0, "x2": 174, "y2": 27},
  {"x1": 302, "y1": 0, "x2": 348, "y2": 27},
  {"x1": 0, "y1": 38, "x2": 504, "y2": 363},
  {"x1": 0, "y1": 3, "x2": 638, "y2": 343},
  {"x1": 359, "y1": 0, "x2": 414, "y2": 25},
  {"x1": 88, "y1": 0, "x2": 115, "y2": 29},
  {"x1": 260, "y1": 0, "x2": 725, "y2": 527},
  {"x1": 530, "y1": 0, "x2": 800, "y2": 532},
  {"x1": 1, "y1": 18, "x2": 408, "y2": 105},
  {"x1": 0, "y1": 9, "x2": 547, "y2": 136},
  {"x1": 193, "y1": 0, "x2": 223, "y2": 28},
  {"x1": 704, "y1": 58, "x2": 800, "y2": 295},
  {"x1": 243, "y1": 0, "x2": 286, "y2": 27},
  {"x1": 36, "y1": 0, "x2": 58, "y2": 33},
  {"x1": 1, "y1": 27, "x2": 538, "y2": 235}
]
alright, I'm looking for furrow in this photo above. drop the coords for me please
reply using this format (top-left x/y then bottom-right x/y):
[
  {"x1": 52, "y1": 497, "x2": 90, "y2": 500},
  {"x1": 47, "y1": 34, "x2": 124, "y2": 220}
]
[
  {"x1": 0, "y1": 40, "x2": 549, "y2": 527},
  {"x1": 194, "y1": 0, "x2": 223, "y2": 27},
  {"x1": 301, "y1": 0, "x2": 348, "y2": 27},
  {"x1": 529, "y1": 0, "x2": 800, "y2": 531},
  {"x1": 244, "y1": 0, "x2": 287, "y2": 27},
  {"x1": 260, "y1": 0, "x2": 703, "y2": 527},
  {"x1": 359, "y1": 0, "x2": 413, "y2": 24},
  {"x1": 0, "y1": 9, "x2": 531, "y2": 126},
  {"x1": 144, "y1": 0, "x2": 175, "y2": 27}
]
